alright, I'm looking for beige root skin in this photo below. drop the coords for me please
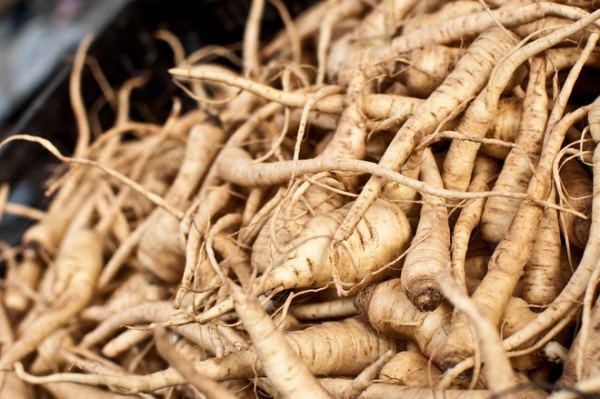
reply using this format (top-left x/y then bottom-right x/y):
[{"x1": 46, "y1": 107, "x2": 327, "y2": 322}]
[
  {"x1": 355, "y1": 278, "x2": 451, "y2": 363},
  {"x1": 332, "y1": 26, "x2": 522, "y2": 252},
  {"x1": 213, "y1": 146, "x2": 571, "y2": 212},
  {"x1": 356, "y1": 277, "x2": 540, "y2": 372},
  {"x1": 558, "y1": 157, "x2": 593, "y2": 249},
  {"x1": 400, "y1": 1, "x2": 485, "y2": 35},
  {"x1": 194, "y1": 197, "x2": 412, "y2": 322},
  {"x1": 437, "y1": 269, "x2": 518, "y2": 396},
  {"x1": 521, "y1": 200, "x2": 564, "y2": 308},
  {"x1": 556, "y1": 294, "x2": 600, "y2": 388},
  {"x1": 337, "y1": 2, "x2": 600, "y2": 86},
  {"x1": 445, "y1": 34, "x2": 600, "y2": 367},
  {"x1": 15, "y1": 318, "x2": 399, "y2": 394},
  {"x1": 0, "y1": 300, "x2": 31, "y2": 399},
  {"x1": 450, "y1": 155, "x2": 499, "y2": 292},
  {"x1": 338, "y1": 349, "x2": 395, "y2": 399},
  {"x1": 250, "y1": 69, "x2": 370, "y2": 283},
  {"x1": 229, "y1": 282, "x2": 332, "y2": 399},
  {"x1": 401, "y1": 148, "x2": 450, "y2": 311},
  {"x1": 81, "y1": 273, "x2": 166, "y2": 322},
  {"x1": 440, "y1": 105, "x2": 590, "y2": 373},
  {"x1": 315, "y1": 0, "x2": 366, "y2": 85},
  {"x1": 171, "y1": 65, "x2": 425, "y2": 122},
  {"x1": 1, "y1": 229, "x2": 104, "y2": 370},
  {"x1": 379, "y1": 351, "x2": 443, "y2": 388},
  {"x1": 137, "y1": 117, "x2": 225, "y2": 284},
  {"x1": 289, "y1": 297, "x2": 357, "y2": 320},
  {"x1": 42, "y1": 382, "x2": 139, "y2": 399},
  {"x1": 479, "y1": 96, "x2": 523, "y2": 160},
  {"x1": 6, "y1": 2, "x2": 600, "y2": 397},
  {"x1": 318, "y1": 378, "x2": 504, "y2": 399},
  {"x1": 396, "y1": 45, "x2": 467, "y2": 98},
  {"x1": 153, "y1": 326, "x2": 237, "y2": 399},
  {"x1": 481, "y1": 55, "x2": 548, "y2": 244},
  {"x1": 3, "y1": 247, "x2": 43, "y2": 315}
]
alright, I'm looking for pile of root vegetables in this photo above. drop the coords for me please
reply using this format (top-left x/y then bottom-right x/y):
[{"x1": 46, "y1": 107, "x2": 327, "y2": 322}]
[{"x1": 3, "y1": 0, "x2": 600, "y2": 397}]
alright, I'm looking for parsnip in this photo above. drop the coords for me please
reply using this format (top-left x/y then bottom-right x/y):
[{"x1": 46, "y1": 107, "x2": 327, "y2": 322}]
[{"x1": 1, "y1": 229, "x2": 103, "y2": 369}]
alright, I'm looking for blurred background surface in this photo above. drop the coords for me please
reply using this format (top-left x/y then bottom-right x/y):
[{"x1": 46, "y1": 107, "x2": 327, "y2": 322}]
[{"x1": 0, "y1": 0, "x2": 129, "y2": 123}]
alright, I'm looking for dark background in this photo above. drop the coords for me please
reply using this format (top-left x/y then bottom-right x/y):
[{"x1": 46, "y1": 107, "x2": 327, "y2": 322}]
[{"x1": 0, "y1": 0, "x2": 315, "y2": 249}]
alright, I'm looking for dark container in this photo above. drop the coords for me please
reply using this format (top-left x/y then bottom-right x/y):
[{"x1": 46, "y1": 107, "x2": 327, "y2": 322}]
[{"x1": 0, "y1": 0, "x2": 315, "y2": 251}]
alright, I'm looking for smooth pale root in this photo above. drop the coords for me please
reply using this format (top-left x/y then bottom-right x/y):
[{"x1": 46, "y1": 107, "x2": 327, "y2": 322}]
[
  {"x1": 401, "y1": 1, "x2": 484, "y2": 34},
  {"x1": 549, "y1": 102, "x2": 600, "y2": 391},
  {"x1": 438, "y1": 105, "x2": 591, "y2": 372},
  {"x1": 337, "y1": 349, "x2": 396, "y2": 399},
  {"x1": 20, "y1": 181, "x2": 92, "y2": 257},
  {"x1": 21, "y1": 318, "x2": 399, "y2": 393},
  {"x1": 153, "y1": 326, "x2": 237, "y2": 399},
  {"x1": 545, "y1": 47, "x2": 600, "y2": 76},
  {"x1": 175, "y1": 184, "x2": 232, "y2": 306},
  {"x1": 229, "y1": 283, "x2": 331, "y2": 399},
  {"x1": 170, "y1": 66, "x2": 424, "y2": 120},
  {"x1": 268, "y1": 201, "x2": 412, "y2": 294},
  {"x1": 479, "y1": 97, "x2": 523, "y2": 160},
  {"x1": 249, "y1": 178, "x2": 346, "y2": 278},
  {"x1": 79, "y1": 301, "x2": 221, "y2": 357},
  {"x1": 356, "y1": 278, "x2": 540, "y2": 371},
  {"x1": 42, "y1": 382, "x2": 139, "y2": 399},
  {"x1": 138, "y1": 117, "x2": 225, "y2": 283},
  {"x1": 0, "y1": 300, "x2": 29, "y2": 399},
  {"x1": 242, "y1": 0, "x2": 264, "y2": 78},
  {"x1": 3, "y1": 247, "x2": 43, "y2": 314},
  {"x1": 339, "y1": 2, "x2": 600, "y2": 85},
  {"x1": 397, "y1": 45, "x2": 467, "y2": 98},
  {"x1": 136, "y1": 210, "x2": 185, "y2": 283},
  {"x1": 102, "y1": 330, "x2": 151, "y2": 359},
  {"x1": 174, "y1": 101, "x2": 285, "y2": 305},
  {"x1": 318, "y1": 379, "x2": 502, "y2": 399},
  {"x1": 462, "y1": 100, "x2": 600, "y2": 375},
  {"x1": 289, "y1": 297, "x2": 357, "y2": 320},
  {"x1": 197, "y1": 317, "x2": 399, "y2": 379},
  {"x1": 436, "y1": 270, "x2": 517, "y2": 397},
  {"x1": 315, "y1": 0, "x2": 366, "y2": 85},
  {"x1": 0, "y1": 229, "x2": 103, "y2": 369},
  {"x1": 379, "y1": 351, "x2": 442, "y2": 387},
  {"x1": 319, "y1": 68, "x2": 369, "y2": 171},
  {"x1": 352, "y1": 0, "x2": 421, "y2": 42},
  {"x1": 81, "y1": 273, "x2": 165, "y2": 321},
  {"x1": 521, "y1": 200, "x2": 564, "y2": 308},
  {"x1": 331, "y1": 0, "x2": 481, "y2": 86},
  {"x1": 325, "y1": 0, "x2": 423, "y2": 85},
  {"x1": 556, "y1": 294, "x2": 600, "y2": 388},
  {"x1": 451, "y1": 155, "x2": 500, "y2": 292},
  {"x1": 499, "y1": 297, "x2": 542, "y2": 372},
  {"x1": 401, "y1": 148, "x2": 450, "y2": 311},
  {"x1": 212, "y1": 145, "x2": 558, "y2": 209},
  {"x1": 481, "y1": 56, "x2": 548, "y2": 244},
  {"x1": 558, "y1": 158, "x2": 593, "y2": 249},
  {"x1": 261, "y1": 0, "x2": 329, "y2": 60},
  {"x1": 252, "y1": 69, "x2": 370, "y2": 274},
  {"x1": 485, "y1": 23, "x2": 597, "y2": 243},
  {"x1": 198, "y1": 197, "x2": 412, "y2": 322},
  {"x1": 331, "y1": 26, "x2": 520, "y2": 251},
  {"x1": 516, "y1": 16, "x2": 597, "y2": 54},
  {"x1": 355, "y1": 278, "x2": 451, "y2": 364},
  {"x1": 588, "y1": 94, "x2": 600, "y2": 141},
  {"x1": 441, "y1": 23, "x2": 537, "y2": 193}
]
